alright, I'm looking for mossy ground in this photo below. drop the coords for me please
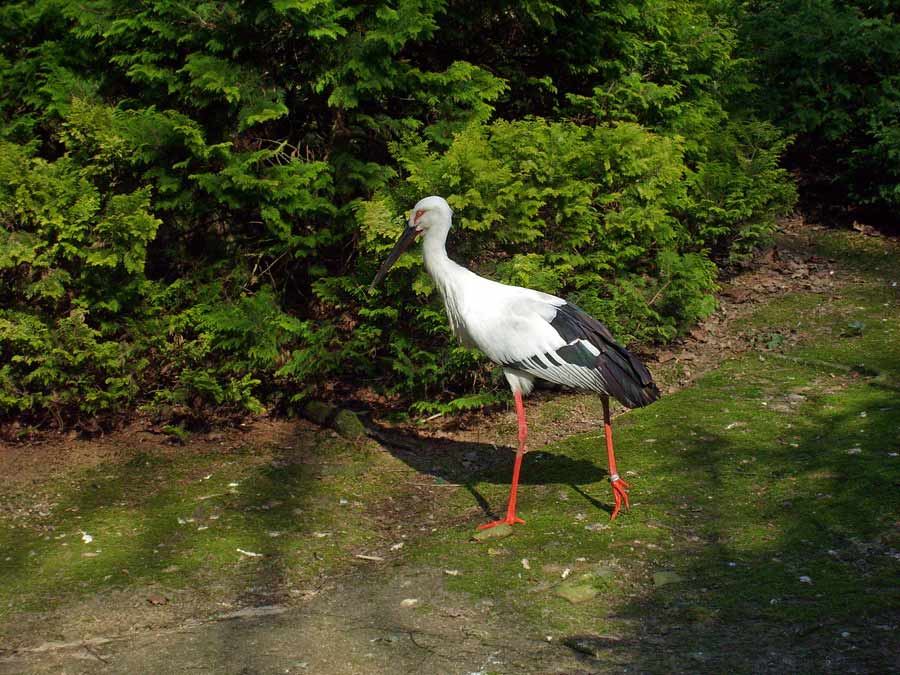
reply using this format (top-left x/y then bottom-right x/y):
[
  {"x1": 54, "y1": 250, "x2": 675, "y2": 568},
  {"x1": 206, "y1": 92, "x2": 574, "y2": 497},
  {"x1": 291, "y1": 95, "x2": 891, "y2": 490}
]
[
  {"x1": 0, "y1": 425, "x2": 423, "y2": 623},
  {"x1": 1, "y1": 226, "x2": 898, "y2": 673}
]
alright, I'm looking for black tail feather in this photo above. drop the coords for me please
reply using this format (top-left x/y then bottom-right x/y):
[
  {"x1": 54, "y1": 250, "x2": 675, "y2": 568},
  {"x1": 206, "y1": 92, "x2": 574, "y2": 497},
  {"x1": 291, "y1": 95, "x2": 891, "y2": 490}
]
[
  {"x1": 551, "y1": 303, "x2": 660, "y2": 409},
  {"x1": 595, "y1": 346, "x2": 660, "y2": 408}
]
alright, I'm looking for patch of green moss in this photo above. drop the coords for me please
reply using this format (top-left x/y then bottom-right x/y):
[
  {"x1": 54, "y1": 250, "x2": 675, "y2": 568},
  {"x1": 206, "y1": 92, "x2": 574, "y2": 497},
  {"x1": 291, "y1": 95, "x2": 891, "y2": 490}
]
[{"x1": 0, "y1": 435, "x2": 406, "y2": 616}]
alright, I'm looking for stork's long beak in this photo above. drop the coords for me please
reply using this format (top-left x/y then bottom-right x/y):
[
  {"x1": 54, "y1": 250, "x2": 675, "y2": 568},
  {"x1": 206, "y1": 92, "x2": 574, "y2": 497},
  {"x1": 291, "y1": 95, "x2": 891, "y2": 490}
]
[{"x1": 369, "y1": 226, "x2": 421, "y2": 290}]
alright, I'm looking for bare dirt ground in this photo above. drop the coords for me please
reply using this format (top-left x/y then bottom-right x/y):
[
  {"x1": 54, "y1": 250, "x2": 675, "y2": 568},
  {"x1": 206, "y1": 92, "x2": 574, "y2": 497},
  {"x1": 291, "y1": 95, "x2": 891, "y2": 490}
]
[
  {"x1": 2, "y1": 217, "x2": 896, "y2": 674},
  {"x1": 2, "y1": 568, "x2": 590, "y2": 674}
]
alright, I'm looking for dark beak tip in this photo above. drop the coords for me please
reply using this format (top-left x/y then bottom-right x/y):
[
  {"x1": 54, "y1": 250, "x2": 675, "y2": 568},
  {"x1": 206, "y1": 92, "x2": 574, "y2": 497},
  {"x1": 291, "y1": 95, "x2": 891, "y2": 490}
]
[{"x1": 369, "y1": 226, "x2": 419, "y2": 293}]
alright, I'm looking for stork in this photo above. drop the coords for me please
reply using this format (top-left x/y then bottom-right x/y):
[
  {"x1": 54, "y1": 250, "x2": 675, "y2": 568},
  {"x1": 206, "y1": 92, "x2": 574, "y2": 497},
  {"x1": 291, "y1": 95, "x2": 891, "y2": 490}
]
[{"x1": 371, "y1": 196, "x2": 659, "y2": 529}]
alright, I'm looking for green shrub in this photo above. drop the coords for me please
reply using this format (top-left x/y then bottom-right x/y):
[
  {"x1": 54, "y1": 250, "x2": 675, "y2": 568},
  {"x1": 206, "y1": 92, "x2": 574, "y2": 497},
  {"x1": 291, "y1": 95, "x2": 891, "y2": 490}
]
[
  {"x1": 0, "y1": 141, "x2": 158, "y2": 423},
  {"x1": 350, "y1": 114, "x2": 791, "y2": 405},
  {"x1": 740, "y1": 0, "x2": 900, "y2": 215},
  {"x1": 0, "y1": 0, "x2": 796, "y2": 427}
]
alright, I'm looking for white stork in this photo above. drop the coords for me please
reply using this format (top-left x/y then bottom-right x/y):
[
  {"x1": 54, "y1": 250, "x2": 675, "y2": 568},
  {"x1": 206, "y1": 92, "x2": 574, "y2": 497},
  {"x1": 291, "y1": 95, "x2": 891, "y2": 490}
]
[{"x1": 371, "y1": 196, "x2": 659, "y2": 529}]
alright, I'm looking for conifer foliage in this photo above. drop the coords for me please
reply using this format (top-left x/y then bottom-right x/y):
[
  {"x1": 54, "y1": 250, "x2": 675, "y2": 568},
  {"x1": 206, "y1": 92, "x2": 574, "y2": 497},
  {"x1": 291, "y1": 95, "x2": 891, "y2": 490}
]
[
  {"x1": 740, "y1": 0, "x2": 900, "y2": 219},
  {"x1": 0, "y1": 0, "x2": 795, "y2": 429}
]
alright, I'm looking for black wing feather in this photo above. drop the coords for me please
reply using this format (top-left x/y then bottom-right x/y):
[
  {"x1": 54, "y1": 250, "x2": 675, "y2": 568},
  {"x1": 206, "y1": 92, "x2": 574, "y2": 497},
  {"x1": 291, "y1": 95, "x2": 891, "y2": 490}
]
[{"x1": 550, "y1": 303, "x2": 660, "y2": 409}]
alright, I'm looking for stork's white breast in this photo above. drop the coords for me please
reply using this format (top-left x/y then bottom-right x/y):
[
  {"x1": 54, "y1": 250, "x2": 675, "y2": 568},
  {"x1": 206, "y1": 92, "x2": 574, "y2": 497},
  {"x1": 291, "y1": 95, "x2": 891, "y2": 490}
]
[{"x1": 442, "y1": 271, "x2": 568, "y2": 366}]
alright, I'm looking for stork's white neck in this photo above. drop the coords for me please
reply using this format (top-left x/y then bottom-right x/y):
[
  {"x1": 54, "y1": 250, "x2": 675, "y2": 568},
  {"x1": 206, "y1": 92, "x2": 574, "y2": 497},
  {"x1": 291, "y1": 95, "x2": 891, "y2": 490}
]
[
  {"x1": 421, "y1": 218, "x2": 460, "y2": 281},
  {"x1": 420, "y1": 214, "x2": 475, "y2": 344},
  {"x1": 422, "y1": 225, "x2": 447, "y2": 273},
  {"x1": 420, "y1": 213, "x2": 477, "y2": 327}
]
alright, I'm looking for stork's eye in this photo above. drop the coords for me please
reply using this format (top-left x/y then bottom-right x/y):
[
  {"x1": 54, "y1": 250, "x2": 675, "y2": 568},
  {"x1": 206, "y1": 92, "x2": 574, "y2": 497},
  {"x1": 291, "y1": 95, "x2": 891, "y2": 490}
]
[{"x1": 414, "y1": 209, "x2": 427, "y2": 223}]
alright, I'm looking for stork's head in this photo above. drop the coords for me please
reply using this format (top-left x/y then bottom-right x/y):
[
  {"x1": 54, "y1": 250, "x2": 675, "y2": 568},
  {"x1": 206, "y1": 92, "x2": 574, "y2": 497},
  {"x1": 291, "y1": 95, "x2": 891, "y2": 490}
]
[
  {"x1": 406, "y1": 195, "x2": 453, "y2": 232},
  {"x1": 369, "y1": 195, "x2": 452, "y2": 289}
]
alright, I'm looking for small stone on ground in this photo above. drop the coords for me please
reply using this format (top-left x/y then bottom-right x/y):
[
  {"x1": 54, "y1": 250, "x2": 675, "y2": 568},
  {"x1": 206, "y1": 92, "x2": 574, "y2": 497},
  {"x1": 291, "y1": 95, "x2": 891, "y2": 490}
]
[{"x1": 472, "y1": 524, "x2": 513, "y2": 541}]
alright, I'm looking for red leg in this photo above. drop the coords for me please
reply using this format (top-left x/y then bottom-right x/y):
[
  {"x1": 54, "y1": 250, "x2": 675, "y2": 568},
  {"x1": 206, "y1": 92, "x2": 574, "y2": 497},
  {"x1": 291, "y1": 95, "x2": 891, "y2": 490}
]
[
  {"x1": 602, "y1": 396, "x2": 630, "y2": 521},
  {"x1": 479, "y1": 390, "x2": 527, "y2": 529}
]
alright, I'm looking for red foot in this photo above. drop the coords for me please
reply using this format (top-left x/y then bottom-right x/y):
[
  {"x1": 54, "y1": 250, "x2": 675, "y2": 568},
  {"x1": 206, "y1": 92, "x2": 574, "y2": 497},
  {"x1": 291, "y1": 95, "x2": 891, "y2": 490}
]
[
  {"x1": 609, "y1": 477, "x2": 631, "y2": 521},
  {"x1": 478, "y1": 516, "x2": 525, "y2": 530}
]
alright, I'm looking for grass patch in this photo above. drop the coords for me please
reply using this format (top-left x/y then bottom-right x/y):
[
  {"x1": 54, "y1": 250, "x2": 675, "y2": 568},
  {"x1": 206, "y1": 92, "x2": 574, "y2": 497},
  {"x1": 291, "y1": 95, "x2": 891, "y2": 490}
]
[{"x1": 0, "y1": 432, "x2": 406, "y2": 618}]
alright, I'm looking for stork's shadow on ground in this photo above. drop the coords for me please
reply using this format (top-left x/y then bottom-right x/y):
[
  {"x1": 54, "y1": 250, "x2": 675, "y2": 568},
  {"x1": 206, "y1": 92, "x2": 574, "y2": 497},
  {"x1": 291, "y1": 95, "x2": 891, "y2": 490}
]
[{"x1": 363, "y1": 420, "x2": 613, "y2": 521}]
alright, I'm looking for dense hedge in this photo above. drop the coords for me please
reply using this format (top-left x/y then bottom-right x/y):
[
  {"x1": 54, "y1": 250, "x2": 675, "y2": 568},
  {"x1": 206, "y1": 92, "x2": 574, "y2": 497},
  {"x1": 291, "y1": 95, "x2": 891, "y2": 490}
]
[
  {"x1": 740, "y1": 0, "x2": 900, "y2": 220},
  {"x1": 0, "y1": 0, "x2": 795, "y2": 430}
]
